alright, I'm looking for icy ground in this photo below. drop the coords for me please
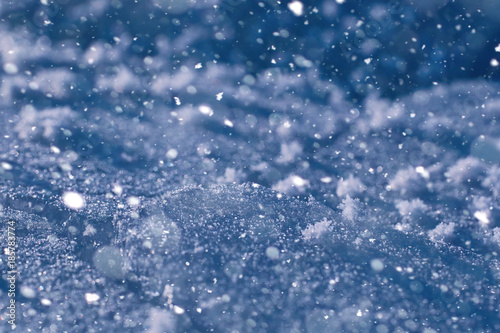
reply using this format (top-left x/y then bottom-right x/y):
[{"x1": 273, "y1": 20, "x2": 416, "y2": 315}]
[{"x1": 1, "y1": 0, "x2": 500, "y2": 332}]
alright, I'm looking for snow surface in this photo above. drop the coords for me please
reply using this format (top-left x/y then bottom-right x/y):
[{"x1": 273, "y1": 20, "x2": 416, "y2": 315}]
[{"x1": 0, "y1": 0, "x2": 500, "y2": 332}]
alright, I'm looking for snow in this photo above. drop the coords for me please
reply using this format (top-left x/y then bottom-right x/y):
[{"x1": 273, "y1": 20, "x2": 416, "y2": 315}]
[
  {"x1": 370, "y1": 259, "x2": 384, "y2": 272},
  {"x1": 288, "y1": 1, "x2": 304, "y2": 16},
  {"x1": 265, "y1": 246, "x2": 280, "y2": 260},
  {"x1": 84, "y1": 293, "x2": 100, "y2": 304},
  {"x1": 3, "y1": 63, "x2": 18, "y2": 75},
  {"x1": 301, "y1": 218, "x2": 333, "y2": 240},
  {"x1": 62, "y1": 191, "x2": 85, "y2": 210},
  {"x1": 0, "y1": 0, "x2": 500, "y2": 332}
]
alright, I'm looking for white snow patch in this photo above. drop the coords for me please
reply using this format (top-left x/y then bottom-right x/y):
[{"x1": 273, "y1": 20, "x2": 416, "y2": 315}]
[
  {"x1": 446, "y1": 157, "x2": 485, "y2": 183},
  {"x1": 338, "y1": 195, "x2": 360, "y2": 222},
  {"x1": 273, "y1": 175, "x2": 310, "y2": 194},
  {"x1": 388, "y1": 166, "x2": 423, "y2": 193},
  {"x1": 395, "y1": 199, "x2": 428, "y2": 217},
  {"x1": 428, "y1": 222, "x2": 455, "y2": 243},
  {"x1": 302, "y1": 218, "x2": 332, "y2": 240},
  {"x1": 336, "y1": 175, "x2": 366, "y2": 197},
  {"x1": 217, "y1": 167, "x2": 242, "y2": 184},
  {"x1": 276, "y1": 141, "x2": 302, "y2": 164}
]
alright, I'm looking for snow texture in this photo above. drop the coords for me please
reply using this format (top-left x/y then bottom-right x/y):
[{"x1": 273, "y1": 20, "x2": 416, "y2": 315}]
[{"x1": 0, "y1": 0, "x2": 500, "y2": 332}]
